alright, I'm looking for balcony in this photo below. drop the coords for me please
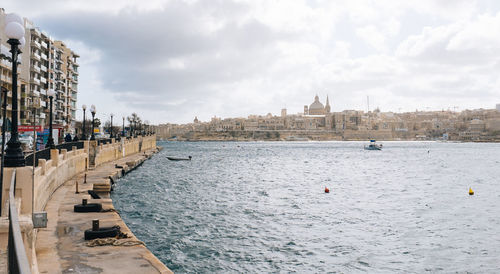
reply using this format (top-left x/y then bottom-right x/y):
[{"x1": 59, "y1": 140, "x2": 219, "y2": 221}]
[
  {"x1": 40, "y1": 77, "x2": 47, "y2": 84},
  {"x1": 31, "y1": 78, "x2": 40, "y2": 85},
  {"x1": 31, "y1": 65, "x2": 40, "y2": 73},
  {"x1": 39, "y1": 113, "x2": 45, "y2": 119},
  {"x1": 32, "y1": 53, "x2": 41, "y2": 60},
  {"x1": 1, "y1": 59, "x2": 12, "y2": 68},
  {"x1": 33, "y1": 40, "x2": 41, "y2": 48},
  {"x1": 41, "y1": 41, "x2": 48, "y2": 48},
  {"x1": 41, "y1": 65, "x2": 47, "y2": 72},
  {"x1": 41, "y1": 53, "x2": 48, "y2": 60},
  {"x1": 32, "y1": 90, "x2": 40, "y2": 97}
]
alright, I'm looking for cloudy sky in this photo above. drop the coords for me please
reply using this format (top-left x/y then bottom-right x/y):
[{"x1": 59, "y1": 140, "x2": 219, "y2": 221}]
[{"x1": 3, "y1": 0, "x2": 500, "y2": 124}]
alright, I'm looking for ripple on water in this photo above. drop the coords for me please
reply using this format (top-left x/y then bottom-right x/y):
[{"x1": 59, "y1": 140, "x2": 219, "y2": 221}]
[{"x1": 113, "y1": 141, "x2": 500, "y2": 273}]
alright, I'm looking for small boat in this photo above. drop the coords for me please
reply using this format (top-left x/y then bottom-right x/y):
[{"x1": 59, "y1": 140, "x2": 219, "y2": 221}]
[
  {"x1": 167, "y1": 156, "x2": 192, "y2": 161},
  {"x1": 364, "y1": 140, "x2": 382, "y2": 150}
]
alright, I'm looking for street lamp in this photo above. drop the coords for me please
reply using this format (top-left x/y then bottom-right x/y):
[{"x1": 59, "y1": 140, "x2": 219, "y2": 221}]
[
  {"x1": 122, "y1": 117, "x2": 125, "y2": 137},
  {"x1": 90, "y1": 105, "x2": 96, "y2": 140},
  {"x1": 4, "y1": 13, "x2": 27, "y2": 167},
  {"x1": 110, "y1": 113, "x2": 114, "y2": 139},
  {"x1": 82, "y1": 104, "x2": 87, "y2": 140},
  {"x1": 46, "y1": 89, "x2": 55, "y2": 149}
]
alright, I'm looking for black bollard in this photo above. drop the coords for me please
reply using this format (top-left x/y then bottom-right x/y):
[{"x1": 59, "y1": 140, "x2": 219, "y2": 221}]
[{"x1": 92, "y1": 219, "x2": 99, "y2": 231}]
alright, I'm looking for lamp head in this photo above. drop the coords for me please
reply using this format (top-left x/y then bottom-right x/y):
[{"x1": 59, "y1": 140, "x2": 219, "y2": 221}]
[
  {"x1": 5, "y1": 22, "x2": 25, "y2": 40},
  {"x1": 47, "y1": 89, "x2": 55, "y2": 98},
  {"x1": 82, "y1": 104, "x2": 87, "y2": 111},
  {"x1": 90, "y1": 104, "x2": 96, "y2": 114}
]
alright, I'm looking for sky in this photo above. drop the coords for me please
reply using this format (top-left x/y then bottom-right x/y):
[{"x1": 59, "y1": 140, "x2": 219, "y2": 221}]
[{"x1": 3, "y1": 0, "x2": 500, "y2": 124}]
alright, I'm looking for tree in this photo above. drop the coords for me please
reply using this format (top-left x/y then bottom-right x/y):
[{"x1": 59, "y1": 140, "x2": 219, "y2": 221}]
[{"x1": 127, "y1": 113, "x2": 142, "y2": 136}]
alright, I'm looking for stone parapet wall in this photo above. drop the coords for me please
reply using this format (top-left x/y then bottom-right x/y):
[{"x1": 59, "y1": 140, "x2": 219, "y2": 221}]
[{"x1": 94, "y1": 136, "x2": 157, "y2": 166}]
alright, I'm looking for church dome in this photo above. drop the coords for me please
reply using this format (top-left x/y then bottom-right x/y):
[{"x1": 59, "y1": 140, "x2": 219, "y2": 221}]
[{"x1": 309, "y1": 95, "x2": 324, "y2": 110}]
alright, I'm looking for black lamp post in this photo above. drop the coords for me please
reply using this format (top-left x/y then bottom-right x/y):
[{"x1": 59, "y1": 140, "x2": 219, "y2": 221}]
[
  {"x1": 82, "y1": 104, "x2": 87, "y2": 140},
  {"x1": 46, "y1": 90, "x2": 55, "y2": 149},
  {"x1": 4, "y1": 14, "x2": 27, "y2": 167},
  {"x1": 110, "y1": 113, "x2": 114, "y2": 139},
  {"x1": 122, "y1": 117, "x2": 125, "y2": 137},
  {"x1": 90, "y1": 105, "x2": 96, "y2": 140}
]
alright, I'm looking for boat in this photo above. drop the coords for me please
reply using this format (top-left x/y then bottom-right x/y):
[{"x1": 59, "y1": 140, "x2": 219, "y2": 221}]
[
  {"x1": 364, "y1": 140, "x2": 382, "y2": 150},
  {"x1": 166, "y1": 156, "x2": 192, "y2": 161}
]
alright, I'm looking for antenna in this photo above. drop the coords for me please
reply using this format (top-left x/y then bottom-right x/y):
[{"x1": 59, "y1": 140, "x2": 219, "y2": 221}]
[{"x1": 367, "y1": 96, "x2": 370, "y2": 112}]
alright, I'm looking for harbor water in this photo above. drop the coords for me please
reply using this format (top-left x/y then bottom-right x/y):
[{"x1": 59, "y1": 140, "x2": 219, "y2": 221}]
[{"x1": 112, "y1": 141, "x2": 500, "y2": 273}]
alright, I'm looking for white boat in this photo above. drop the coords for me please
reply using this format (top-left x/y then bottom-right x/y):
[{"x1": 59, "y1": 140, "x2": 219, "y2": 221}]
[{"x1": 364, "y1": 140, "x2": 382, "y2": 150}]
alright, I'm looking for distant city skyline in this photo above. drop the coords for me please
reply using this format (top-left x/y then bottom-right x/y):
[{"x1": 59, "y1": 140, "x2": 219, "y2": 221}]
[{"x1": 3, "y1": 0, "x2": 500, "y2": 124}]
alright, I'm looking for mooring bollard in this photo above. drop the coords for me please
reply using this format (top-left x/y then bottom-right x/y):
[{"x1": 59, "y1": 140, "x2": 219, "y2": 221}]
[
  {"x1": 75, "y1": 181, "x2": 79, "y2": 194},
  {"x1": 92, "y1": 219, "x2": 99, "y2": 231},
  {"x1": 82, "y1": 199, "x2": 87, "y2": 205}
]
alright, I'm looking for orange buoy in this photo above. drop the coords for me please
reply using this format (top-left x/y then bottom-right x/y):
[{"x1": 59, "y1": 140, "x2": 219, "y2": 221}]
[{"x1": 324, "y1": 187, "x2": 330, "y2": 193}]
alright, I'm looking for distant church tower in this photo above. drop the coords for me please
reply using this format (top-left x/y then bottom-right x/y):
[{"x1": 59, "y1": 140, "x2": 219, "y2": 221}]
[
  {"x1": 281, "y1": 108, "x2": 287, "y2": 117},
  {"x1": 304, "y1": 105, "x2": 309, "y2": 115},
  {"x1": 325, "y1": 95, "x2": 331, "y2": 113}
]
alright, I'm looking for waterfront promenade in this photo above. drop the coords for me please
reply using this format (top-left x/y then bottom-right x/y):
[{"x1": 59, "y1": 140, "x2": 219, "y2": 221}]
[
  {"x1": 0, "y1": 135, "x2": 172, "y2": 273},
  {"x1": 36, "y1": 148, "x2": 172, "y2": 273}
]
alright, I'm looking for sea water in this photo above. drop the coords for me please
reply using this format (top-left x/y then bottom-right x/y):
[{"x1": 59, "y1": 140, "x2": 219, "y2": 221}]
[{"x1": 112, "y1": 141, "x2": 500, "y2": 273}]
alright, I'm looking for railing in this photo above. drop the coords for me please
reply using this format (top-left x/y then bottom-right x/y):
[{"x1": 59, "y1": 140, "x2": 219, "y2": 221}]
[
  {"x1": 97, "y1": 139, "x2": 113, "y2": 145},
  {"x1": 8, "y1": 169, "x2": 32, "y2": 274},
  {"x1": 25, "y1": 141, "x2": 84, "y2": 167}
]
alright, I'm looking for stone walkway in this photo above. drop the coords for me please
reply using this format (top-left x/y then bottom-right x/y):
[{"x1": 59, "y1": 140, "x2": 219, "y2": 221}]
[{"x1": 35, "y1": 149, "x2": 172, "y2": 274}]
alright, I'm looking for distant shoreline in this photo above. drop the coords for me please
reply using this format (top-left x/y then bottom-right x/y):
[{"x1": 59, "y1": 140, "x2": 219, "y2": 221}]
[{"x1": 157, "y1": 139, "x2": 500, "y2": 143}]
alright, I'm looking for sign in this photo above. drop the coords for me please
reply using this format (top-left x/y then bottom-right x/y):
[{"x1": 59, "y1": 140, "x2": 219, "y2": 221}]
[
  {"x1": 94, "y1": 128, "x2": 100, "y2": 133},
  {"x1": 18, "y1": 125, "x2": 44, "y2": 132}
]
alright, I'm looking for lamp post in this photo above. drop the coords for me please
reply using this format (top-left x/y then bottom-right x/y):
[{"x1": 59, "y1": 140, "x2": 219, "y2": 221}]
[
  {"x1": 46, "y1": 89, "x2": 55, "y2": 149},
  {"x1": 82, "y1": 104, "x2": 87, "y2": 140},
  {"x1": 90, "y1": 105, "x2": 96, "y2": 140},
  {"x1": 110, "y1": 113, "x2": 114, "y2": 139},
  {"x1": 122, "y1": 117, "x2": 125, "y2": 137},
  {"x1": 4, "y1": 13, "x2": 27, "y2": 167}
]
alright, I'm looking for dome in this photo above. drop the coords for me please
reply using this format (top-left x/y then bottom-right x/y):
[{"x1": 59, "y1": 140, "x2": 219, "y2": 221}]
[{"x1": 309, "y1": 95, "x2": 324, "y2": 110}]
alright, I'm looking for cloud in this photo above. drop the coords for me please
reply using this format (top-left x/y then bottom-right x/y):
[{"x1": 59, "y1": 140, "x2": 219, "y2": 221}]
[{"x1": 2, "y1": 0, "x2": 500, "y2": 123}]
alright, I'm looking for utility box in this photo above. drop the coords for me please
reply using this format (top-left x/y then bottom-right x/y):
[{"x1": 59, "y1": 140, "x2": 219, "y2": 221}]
[{"x1": 33, "y1": 212, "x2": 47, "y2": 228}]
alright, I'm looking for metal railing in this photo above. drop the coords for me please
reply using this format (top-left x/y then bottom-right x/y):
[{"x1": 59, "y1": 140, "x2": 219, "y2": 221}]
[
  {"x1": 8, "y1": 169, "x2": 32, "y2": 274},
  {"x1": 97, "y1": 139, "x2": 113, "y2": 146},
  {"x1": 25, "y1": 141, "x2": 84, "y2": 167}
]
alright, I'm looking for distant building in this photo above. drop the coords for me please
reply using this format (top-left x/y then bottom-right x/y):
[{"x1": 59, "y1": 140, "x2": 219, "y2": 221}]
[
  {"x1": 496, "y1": 104, "x2": 500, "y2": 112},
  {"x1": 304, "y1": 95, "x2": 330, "y2": 115}
]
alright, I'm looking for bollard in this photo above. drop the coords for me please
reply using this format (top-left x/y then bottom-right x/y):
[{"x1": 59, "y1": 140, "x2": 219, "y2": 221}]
[
  {"x1": 82, "y1": 199, "x2": 87, "y2": 205},
  {"x1": 75, "y1": 181, "x2": 79, "y2": 194},
  {"x1": 84, "y1": 173, "x2": 87, "y2": 184},
  {"x1": 92, "y1": 219, "x2": 99, "y2": 231}
]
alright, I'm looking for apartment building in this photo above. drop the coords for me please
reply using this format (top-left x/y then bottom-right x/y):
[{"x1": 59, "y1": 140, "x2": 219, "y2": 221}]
[{"x1": 1, "y1": 9, "x2": 79, "y2": 134}]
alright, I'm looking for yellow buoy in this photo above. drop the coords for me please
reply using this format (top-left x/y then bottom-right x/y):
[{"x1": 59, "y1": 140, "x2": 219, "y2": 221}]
[{"x1": 469, "y1": 187, "x2": 474, "y2": 196}]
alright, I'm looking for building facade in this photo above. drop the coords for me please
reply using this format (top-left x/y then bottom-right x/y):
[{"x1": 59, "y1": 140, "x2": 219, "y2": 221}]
[{"x1": 1, "y1": 9, "x2": 79, "y2": 135}]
